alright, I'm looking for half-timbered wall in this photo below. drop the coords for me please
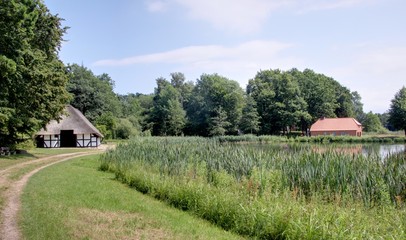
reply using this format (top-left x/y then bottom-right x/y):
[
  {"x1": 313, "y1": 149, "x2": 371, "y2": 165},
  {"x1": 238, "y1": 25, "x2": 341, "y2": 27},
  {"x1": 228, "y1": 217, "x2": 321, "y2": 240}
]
[
  {"x1": 76, "y1": 134, "x2": 100, "y2": 147},
  {"x1": 38, "y1": 133, "x2": 100, "y2": 148},
  {"x1": 43, "y1": 135, "x2": 60, "y2": 148}
]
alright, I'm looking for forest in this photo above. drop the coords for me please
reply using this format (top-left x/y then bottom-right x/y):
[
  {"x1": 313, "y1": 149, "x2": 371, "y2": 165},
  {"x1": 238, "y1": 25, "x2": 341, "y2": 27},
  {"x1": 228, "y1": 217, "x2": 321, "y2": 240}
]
[{"x1": 64, "y1": 64, "x2": 396, "y2": 140}]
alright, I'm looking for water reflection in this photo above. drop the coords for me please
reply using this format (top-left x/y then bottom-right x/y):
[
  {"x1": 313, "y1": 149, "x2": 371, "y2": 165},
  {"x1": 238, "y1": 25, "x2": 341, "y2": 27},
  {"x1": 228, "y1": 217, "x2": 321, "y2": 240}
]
[
  {"x1": 362, "y1": 144, "x2": 406, "y2": 158},
  {"x1": 254, "y1": 143, "x2": 406, "y2": 159}
]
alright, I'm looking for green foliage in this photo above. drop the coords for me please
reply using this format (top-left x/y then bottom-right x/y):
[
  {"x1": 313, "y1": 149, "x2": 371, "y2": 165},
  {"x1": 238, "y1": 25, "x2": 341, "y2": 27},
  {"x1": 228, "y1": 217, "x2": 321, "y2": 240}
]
[
  {"x1": 95, "y1": 112, "x2": 117, "y2": 139},
  {"x1": 150, "y1": 78, "x2": 186, "y2": 136},
  {"x1": 377, "y1": 112, "x2": 392, "y2": 130},
  {"x1": 67, "y1": 64, "x2": 122, "y2": 122},
  {"x1": 170, "y1": 72, "x2": 194, "y2": 109},
  {"x1": 249, "y1": 68, "x2": 360, "y2": 134},
  {"x1": 352, "y1": 91, "x2": 366, "y2": 123},
  {"x1": 363, "y1": 111, "x2": 385, "y2": 132},
  {"x1": 333, "y1": 83, "x2": 355, "y2": 118},
  {"x1": 114, "y1": 69, "x2": 361, "y2": 138},
  {"x1": 100, "y1": 137, "x2": 406, "y2": 239},
  {"x1": 119, "y1": 93, "x2": 154, "y2": 133},
  {"x1": 0, "y1": 0, "x2": 70, "y2": 147},
  {"x1": 187, "y1": 74, "x2": 244, "y2": 136},
  {"x1": 293, "y1": 69, "x2": 339, "y2": 121},
  {"x1": 209, "y1": 106, "x2": 231, "y2": 136},
  {"x1": 388, "y1": 86, "x2": 406, "y2": 135},
  {"x1": 239, "y1": 95, "x2": 261, "y2": 134},
  {"x1": 115, "y1": 118, "x2": 137, "y2": 139},
  {"x1": 248, "y1": 69, "x2": 310, "y2": 134}
]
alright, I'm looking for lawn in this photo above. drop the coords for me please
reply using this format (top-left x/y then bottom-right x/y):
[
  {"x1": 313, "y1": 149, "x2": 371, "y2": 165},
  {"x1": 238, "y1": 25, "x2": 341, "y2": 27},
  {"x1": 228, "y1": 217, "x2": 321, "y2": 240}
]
[
  {"x1": 21, "y1": 154, "x2": 242, "y2": 240},
  {"x1": 0, "y1": 148, "x2": 95, "y2": 170}
]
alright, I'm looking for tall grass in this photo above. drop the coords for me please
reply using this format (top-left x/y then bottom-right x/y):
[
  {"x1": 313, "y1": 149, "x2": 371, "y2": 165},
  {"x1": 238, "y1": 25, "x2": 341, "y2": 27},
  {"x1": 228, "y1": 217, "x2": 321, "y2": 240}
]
[
  {"x1": 100, "y1": 137, "x2": 406, "y2": 239},
  {"x1": 217, "y1": 134, "x2": 406, "y2": 144}
]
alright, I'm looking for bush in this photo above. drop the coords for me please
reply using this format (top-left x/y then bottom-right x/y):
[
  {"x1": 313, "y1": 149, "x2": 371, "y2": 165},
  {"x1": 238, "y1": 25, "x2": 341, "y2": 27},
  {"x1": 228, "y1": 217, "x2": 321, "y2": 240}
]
[{"x1": 115, "y1": 118, "x2": 138, "y2": 139}]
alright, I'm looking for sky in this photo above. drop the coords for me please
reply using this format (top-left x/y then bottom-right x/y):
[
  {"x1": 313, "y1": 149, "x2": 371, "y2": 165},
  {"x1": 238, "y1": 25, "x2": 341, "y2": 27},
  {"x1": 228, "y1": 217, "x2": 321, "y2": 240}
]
[{"x1": 44, "y1": 0, "x2": 406, "y2": 114}]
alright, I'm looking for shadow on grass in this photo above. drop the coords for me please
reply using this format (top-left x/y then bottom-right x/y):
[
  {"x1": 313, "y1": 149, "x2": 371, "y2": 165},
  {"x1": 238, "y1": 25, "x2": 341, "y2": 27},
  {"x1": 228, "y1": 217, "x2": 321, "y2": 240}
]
[{"x1": 0, "y1": 151, "x2": 36, "y2": 160}]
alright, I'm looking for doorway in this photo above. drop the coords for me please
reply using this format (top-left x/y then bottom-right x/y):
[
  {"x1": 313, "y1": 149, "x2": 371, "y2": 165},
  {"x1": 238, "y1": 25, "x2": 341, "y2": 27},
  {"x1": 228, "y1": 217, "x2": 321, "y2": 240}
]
[
  {"x1": 35, "y1": 136, "x2": 44, "y2": 148},
  {"x1": 60, "y1": 130, "x2": 76, "y2": 147}
]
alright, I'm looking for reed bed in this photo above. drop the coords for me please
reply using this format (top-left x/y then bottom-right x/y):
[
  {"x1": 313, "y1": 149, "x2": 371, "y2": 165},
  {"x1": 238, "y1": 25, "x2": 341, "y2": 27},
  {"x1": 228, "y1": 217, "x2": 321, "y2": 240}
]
[
  {"x1": 100, "y1": 137, "x2": 405, "y2": 239},
  {"x1": 217, "y1": 134, "x2": 406, "y2": 144}
]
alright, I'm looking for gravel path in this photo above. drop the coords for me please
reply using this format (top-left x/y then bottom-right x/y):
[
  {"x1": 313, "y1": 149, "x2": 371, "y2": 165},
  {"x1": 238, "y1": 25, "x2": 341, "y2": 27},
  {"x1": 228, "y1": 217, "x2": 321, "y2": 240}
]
[{"x1": 0, "y1": 150, "x2": 106, "y2": 240}]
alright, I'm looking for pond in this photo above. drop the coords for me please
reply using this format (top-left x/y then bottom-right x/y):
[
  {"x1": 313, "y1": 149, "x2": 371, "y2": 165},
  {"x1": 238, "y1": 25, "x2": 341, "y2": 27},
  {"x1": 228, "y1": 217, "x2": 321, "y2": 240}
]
[
  {"x1": 254, "y1": 143, "x2": 406, "y2": 159},
  {"x1": 363, "y1": 144, "x2": 406, "y2": 158}
]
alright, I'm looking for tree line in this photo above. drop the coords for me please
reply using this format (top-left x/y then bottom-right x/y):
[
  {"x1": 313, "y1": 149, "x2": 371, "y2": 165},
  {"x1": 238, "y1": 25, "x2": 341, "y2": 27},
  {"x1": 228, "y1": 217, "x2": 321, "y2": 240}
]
[
  {"x1": 1, "y1": 0, "x2": 405, "y2": 148},
  {"x1": 65, "y1": 64, "x2": 405, "y2": 139}
]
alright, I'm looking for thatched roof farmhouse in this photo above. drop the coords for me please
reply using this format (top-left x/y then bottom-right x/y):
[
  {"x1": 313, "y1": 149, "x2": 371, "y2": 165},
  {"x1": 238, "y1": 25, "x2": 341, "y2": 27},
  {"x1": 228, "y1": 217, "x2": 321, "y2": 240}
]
[{"x1": 35, "y1": 105, "x2": 103, "y2": 148}]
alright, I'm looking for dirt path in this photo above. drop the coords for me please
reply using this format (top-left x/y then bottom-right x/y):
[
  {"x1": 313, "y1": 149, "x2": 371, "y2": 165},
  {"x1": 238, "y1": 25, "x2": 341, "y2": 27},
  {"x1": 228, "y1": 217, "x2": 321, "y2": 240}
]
[{"x1": 0, "y1": 149, "x2": 107, "y2": 240}]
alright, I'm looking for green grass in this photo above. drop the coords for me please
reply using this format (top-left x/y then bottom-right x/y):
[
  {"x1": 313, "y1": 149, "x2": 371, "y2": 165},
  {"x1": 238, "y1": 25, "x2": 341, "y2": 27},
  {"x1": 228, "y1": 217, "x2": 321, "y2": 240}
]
[
  {"x1": 217, "y1": 134, "x2": 405, "y2": 144},
  {"x1": 0, "y1": 148, "x2": 98, "y2": 170},
  {"x1": 21, "y1": 154, "x2": 242, "y2": 240},
  {"x1": 100, "y1": 137, "x2": 406, "y2": 239}
]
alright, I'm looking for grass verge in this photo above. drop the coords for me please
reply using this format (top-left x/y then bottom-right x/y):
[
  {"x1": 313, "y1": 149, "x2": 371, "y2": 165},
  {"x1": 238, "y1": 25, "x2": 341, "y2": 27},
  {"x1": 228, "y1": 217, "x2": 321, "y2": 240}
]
[
  {"x1": 0, "y1": 148, "x2": 95, "y2": 170},
  {"x1": 20, "y1": 155, "x2": 242, "y2": 240}
]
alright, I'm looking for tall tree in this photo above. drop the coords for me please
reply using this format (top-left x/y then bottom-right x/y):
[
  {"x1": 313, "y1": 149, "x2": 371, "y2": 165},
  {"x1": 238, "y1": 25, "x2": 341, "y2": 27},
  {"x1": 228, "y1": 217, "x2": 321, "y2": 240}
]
[
  {"x1": 247, "y1": 71, "x2": 276, "y2": 134},
  {"x1": 95, "y1": 112, "x2": 117, "y2": 139},
  {"x1": 334, "y1": 83, "x2": 355, "y2": 118},
  {"x1": 293, "y1": 69, "x2": 338, "y2": 121},
  {"x1": 363, "y1": 111, "x2": 384, "y2": 132},
  {"x1": 209, "y1": 106, "x2": 231, "y2": 136},
  {"x1": 388, "y1": 86, "x2": 406, "y2": 135},
  {"x1": 119, "y1": 93, "x2": 154, "y2": 133},
  {"x1": 271, "y1": 72, "x2": 309, "y2": 134},
  {"x1": 0, "y1": 0, "x2": 70, "y2": 147},
  {"x1": 150, "y1": 78, "x2": 186, "y2": 136},
  {"x1": 377, "y1": 112, "x2": 393, "y2": 130},
  {"x1": 239, "y1": 95, "x2": 261, "y2": 134},
  {"x1": 351, "y1": 91, "x2": 365, "y2": 122},
  {"x1": 166, "y1": 98, "x2": 186, "y2": 136},
  {"x1": 293, "y1": 69, "x2": 338, "y2": 132},
  {"x1": 67, "y1": 64, "x2": 122, "y2": 122},
  {"x1": 170, "y1": 72, "x2": 194, "y2": 109},
  {"x1": 187, "y1": 74, "x2": 244, "y2": 136},
  {"x1": 248, "y1": 69, "x2": 309, "y2": 134}
]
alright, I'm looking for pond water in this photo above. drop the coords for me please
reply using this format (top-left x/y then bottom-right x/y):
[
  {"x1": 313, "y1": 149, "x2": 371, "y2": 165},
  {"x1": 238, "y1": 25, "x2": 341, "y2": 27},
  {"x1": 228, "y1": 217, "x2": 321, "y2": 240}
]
[
  {"x1": 362, "y1": 144, "x2": 405, "y2": 158},
  {"x1": 254, "y1": 143, "x2": 405, "y2": 159}
]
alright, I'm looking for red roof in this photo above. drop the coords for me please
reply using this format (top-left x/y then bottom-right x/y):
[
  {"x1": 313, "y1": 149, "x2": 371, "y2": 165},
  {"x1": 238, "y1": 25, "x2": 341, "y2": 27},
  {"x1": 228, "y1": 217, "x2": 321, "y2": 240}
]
[{"x1": 310, "y1": 118, "x2": 362, "y2": 131}]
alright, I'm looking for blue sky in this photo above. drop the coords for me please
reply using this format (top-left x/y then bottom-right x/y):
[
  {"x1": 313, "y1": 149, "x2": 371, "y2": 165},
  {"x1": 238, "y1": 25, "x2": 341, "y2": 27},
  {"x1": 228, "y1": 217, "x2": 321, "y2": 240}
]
[{"x1": 44, "y1": 0, "x2": 406, "y2": 113}]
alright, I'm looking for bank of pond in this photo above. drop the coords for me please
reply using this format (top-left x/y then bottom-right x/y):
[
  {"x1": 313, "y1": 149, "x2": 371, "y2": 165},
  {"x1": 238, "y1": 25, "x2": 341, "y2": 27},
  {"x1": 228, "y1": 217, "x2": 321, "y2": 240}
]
[
  {"x1": 100, "y1": 137, "x2": 405, "y2": 239},
  {"x1": 217, "y1": 134, "x2": 406, "y2": 144}
]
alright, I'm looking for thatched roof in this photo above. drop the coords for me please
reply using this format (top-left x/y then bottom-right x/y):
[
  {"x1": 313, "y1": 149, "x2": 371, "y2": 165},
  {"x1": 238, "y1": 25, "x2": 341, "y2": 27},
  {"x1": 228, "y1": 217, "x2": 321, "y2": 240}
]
[{"x1": 36, "y1": 105, "x2": 103, "y2": 137}]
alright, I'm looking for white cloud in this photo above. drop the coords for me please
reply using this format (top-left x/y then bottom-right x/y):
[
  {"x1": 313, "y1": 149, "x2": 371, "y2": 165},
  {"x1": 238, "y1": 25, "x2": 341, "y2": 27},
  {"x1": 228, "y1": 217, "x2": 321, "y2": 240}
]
[
  {"x1": 173, "y1": 0, "x2": 286, "y2": 34},
  {"x1": 145, "y1": 0, "x2": 374, "y2": 34},
  {"x1": 294, "y1": 0, "x2": 369, "y2": 13},
  {"x1": 93, "y1": 40, "x2": 301, "y2": 86},
  {"x1": 146, "y1": 0, "x2": 169, "y2": 12},
  {"x1": 94, "y1": 40, "x2": 293, "y2": 66}
]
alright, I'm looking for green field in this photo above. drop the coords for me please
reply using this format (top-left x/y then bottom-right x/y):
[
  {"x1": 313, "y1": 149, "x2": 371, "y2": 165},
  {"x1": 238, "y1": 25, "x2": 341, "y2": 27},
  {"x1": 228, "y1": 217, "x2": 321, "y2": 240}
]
[
  {"x1": 100, "y1": 137, "x2": 406, "y2": 239},
  {"x1": 21, "y1": 154, "x2": 241, "y2": 239}
]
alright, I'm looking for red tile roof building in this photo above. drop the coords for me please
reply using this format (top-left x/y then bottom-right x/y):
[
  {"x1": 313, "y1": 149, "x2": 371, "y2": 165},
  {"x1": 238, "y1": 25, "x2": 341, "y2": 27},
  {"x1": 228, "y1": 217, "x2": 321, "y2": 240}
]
[{"x1": 310, "y1": 117, "x2": 362, "y2": 137}]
